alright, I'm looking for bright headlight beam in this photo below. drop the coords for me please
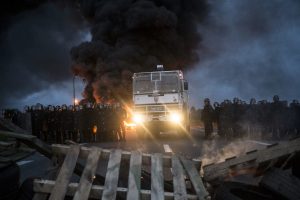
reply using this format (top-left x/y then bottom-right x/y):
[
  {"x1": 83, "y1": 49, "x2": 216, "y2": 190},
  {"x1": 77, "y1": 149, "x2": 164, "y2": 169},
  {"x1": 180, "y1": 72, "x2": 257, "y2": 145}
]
[
  {"x1": 170, "y1": 113, "x2": 182, "y2": 123},
  {"x1": 133, "y1": 113, "x2": 144, "y2": 123}
]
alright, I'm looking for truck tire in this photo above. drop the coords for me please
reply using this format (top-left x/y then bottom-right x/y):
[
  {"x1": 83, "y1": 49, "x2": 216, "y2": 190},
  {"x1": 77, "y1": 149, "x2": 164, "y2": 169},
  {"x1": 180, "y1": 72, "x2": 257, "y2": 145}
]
[
  {"x1": 0, "y1": 161, "x2": 20, "y2": 200},
  {"x1": 214, "y1": 182, "x2": 277, "y2": 200}
]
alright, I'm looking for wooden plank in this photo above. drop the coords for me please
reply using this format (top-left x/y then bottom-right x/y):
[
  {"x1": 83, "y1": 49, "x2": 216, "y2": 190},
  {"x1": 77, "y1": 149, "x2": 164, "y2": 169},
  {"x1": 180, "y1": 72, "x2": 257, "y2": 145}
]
[
  {"x1": 49, "y1": 145, "x2": 80, "y2": 200},
  {"x1": 73, "y1": 147, "x2": 102, "y2": 200},
  {"x1": 52, "y1": 144, "x2": 201, "y2": 169},
  {"x1": 260, "y1": 168, "x2": 300, "y2": 200},
  {"x1": 32, "y1": 193, "x2": 48, "y2": 200},
  {"x1": 0, "y1": 118, "x2": 30, "y2": 134},
  {"x1": 127, "y1": 151, "x2": 142, "y2": 200},
  {"x1": 34, "y1": 179, "x2": 198, "y2": 200},
  {"x1": 0, "y1": 130, "x2": 36, "y2": 141},
  {"x1": 203, "y1": 138, "x2": 300, "y2": 182},
  {"x1": 0, "y1": 141, "x2": 15, "y2": 147},
  {"x1": 180, "y1": 156, "x2": 208, "y2": 200},
  {"x1": 172, "y1": 155, "x2": 187, "y2": 200},
  {"x1": 102, "y1": 149, "x2": 122, "y2": 200},
  {"x1": 151, "y1": 153, "x2": 164, "y2": 200}
]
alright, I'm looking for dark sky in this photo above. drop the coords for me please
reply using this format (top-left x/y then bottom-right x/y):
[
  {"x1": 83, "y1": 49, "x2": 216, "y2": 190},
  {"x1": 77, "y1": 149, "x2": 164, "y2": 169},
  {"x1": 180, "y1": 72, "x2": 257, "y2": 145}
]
[
  {"x1": 0, "y1": 0, "x2": 300, "y2": 109},
  {"x1": 187, "y1": 0, "x2": 300, "y2": 107},
  {"x1": 0, "y1": 1, "x2": 90, "y2": 109}
]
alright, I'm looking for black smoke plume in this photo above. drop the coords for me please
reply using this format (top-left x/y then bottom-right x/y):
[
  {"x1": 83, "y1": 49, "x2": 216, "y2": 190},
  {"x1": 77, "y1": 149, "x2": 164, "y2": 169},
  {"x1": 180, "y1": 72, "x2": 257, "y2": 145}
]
[
  {"x1": 0, "y1": 1, "x2": 88, "y2": 108},
  {"x1": 71, "y1": 0, "x2": 209, "y2": 103}
]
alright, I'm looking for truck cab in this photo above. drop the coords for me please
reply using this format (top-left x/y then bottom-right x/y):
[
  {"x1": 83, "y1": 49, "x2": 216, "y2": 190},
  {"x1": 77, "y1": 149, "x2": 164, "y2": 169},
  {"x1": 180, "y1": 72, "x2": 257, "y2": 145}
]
[{"x1": 132, "y1": 66, "x2": 190, "y2": 137}]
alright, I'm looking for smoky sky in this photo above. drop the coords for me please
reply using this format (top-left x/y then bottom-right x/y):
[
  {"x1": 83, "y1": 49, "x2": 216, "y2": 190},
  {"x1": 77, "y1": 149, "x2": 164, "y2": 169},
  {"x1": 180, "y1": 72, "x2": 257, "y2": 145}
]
[
  {"x1": 70, "y1": 0, "x2": 209, "y2": 103},
  {"x1": 0, "y1": 1, "x2": 89, "y2": 109},
  {"x1": 187, "y1": 0, "x2": 300, "y2": 107},
  {"x1": 1, "y1": 0, "x2": 300, "y2": 109}
]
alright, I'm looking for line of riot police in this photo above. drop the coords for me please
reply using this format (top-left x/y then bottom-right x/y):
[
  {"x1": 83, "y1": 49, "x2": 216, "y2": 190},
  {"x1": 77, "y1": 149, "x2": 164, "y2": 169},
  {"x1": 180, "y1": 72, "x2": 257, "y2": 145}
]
[
  {"x1": 200, "y1": 95, "x2": 300, "y2": 139},
  {"x1": 24, "y1": 103, "x2": 127, "y2": 144}
]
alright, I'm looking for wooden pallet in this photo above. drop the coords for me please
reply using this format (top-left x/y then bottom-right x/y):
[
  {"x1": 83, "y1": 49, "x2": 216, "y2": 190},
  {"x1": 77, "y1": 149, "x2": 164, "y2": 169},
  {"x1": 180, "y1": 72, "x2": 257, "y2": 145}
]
[
  {"x1": 260, "y1": 168, "x2": 300, "y2": 200},
  {"x1": 0, "y1": 117, "x2": 30, "y2": 134},
  {"x1": 33, "y1": 144, "x2": 208, "y2": 200},
  {"x1": 203, "y1": 137, "x2": 300, "y2": 184}
]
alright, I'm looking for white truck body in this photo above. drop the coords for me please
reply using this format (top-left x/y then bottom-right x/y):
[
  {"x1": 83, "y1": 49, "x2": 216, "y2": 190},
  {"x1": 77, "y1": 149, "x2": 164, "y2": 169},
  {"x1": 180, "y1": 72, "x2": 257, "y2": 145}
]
[{"x1": 132, "y1": 69, "x2": 190, "y2": 136}]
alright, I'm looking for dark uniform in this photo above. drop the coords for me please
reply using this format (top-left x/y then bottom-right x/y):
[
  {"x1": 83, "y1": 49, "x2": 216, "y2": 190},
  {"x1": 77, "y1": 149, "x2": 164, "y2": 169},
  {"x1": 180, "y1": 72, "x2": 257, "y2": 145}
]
[
  {"x1": 116, "y1": 105, "x2": 127, "y2": 141},
  {"x1": 270, "y1": 95, "x2": 285, "y2": 138},
  {"x1": 201, "y1": 98, "x2": 214, "y2": 138},
  {"x1": 213, "y1": 102, "x2": 222, "y2": 136},
  {"x1": 232, "y1": 98, "x2": 243, "y2": 138},
  {"x1": 46, "y1": 105, "x2": 56, "y2": 143}
]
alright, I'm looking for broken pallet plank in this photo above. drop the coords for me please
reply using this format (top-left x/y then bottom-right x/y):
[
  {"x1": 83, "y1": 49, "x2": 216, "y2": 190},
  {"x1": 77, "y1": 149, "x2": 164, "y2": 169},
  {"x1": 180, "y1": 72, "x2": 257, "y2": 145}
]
[
  {"x1": 73, "y1": 147, "x2": 101, "y2": 200},
  {"x1": 102, "y1": 149, "x2": 122, "y2": 200},
  {"x1": 0, "y1": 130, "x2": 35, "y2": 141},
  {"x1": 203, "y1": 138, "x2": 300, "y2": 182},
  {"x1": 172, "y1": 155, "x2": 187, "y2": 200},
  {"x1": 49, "y1": 145, "x2": 80, "y2": 200},
  {"x1": 180, "y1": 156, "x2": 208, "y2": 200},
  {"x1": 151, "y1": 153, "x2": 164, "y2": 200},
  {"x1": 52, "y1": 144, "x2": 201, "y2": 169},
  {"x1": 34, "y1": 179, "x2": 198, "y2": 200},
  {"x1": 127, "y1": 151, "x2": 142, "y2": 200},
  {"x1": 260, "y1": 168, "x2": 300, "y2": 200},
  {"x1": 32, "y1": 193, "x2": 48, "y2": 200}
]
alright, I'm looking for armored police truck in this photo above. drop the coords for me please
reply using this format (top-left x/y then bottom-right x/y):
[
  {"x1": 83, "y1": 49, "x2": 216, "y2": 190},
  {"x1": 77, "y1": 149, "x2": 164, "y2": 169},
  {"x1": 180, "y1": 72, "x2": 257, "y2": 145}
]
[{"x1": 132, "y1": 65, "x2": 190, "y2": 138}]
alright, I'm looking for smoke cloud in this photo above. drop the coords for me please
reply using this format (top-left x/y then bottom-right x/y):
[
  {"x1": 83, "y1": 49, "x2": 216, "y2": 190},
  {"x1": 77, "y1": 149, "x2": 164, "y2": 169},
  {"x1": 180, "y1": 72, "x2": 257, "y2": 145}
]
[
  {"x1": 187, "y1": 0, "x2": 300, "y2": 107},
  {"x1": 70, "y1": 0, "x2": 209, "y2": 103},
  {"x1": 199, "y1": 139, "x2": 265, "y2": 167},
  {"x1": 0, "y1": 1, "x2": 89, "y2": 108},
  {"x1": 2, "y1": 0, "x2": 300, "y2": 109}
]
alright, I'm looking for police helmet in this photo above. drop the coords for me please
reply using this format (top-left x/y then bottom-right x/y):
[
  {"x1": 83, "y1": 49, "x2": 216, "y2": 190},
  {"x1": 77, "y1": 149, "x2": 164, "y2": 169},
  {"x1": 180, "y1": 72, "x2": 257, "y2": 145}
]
[
  {"x1": 24, "y1": 105, "x2": 30, "y2": 112},
  {"x1": 75, "y1": 105, "x2": 80, "y2": 111},
  {"x1": 204, "y1": 98, "x2": 210, "y2": 103},
  {"x1": 35, "y1": 103, "x2": 43, "y2": 110},
  {"x1": 86, "y1": 102, "x2": 92, "y2": 108},
  {"x1": 292, "y1": 99, "x2": 299, "y2": 104},
  {"x1": 213, "y1": 102, "x2": 220, "y2": 108},
  {"x1": 233, "y1": 97, "x2": 239, "y2": 104},
  {"x1": 273, "y1": 95, "x2": 279, "y2": 102},
  {"x1": 68, "y1": 105, "x2": 74, "y2": 110},
  {"x1": 61, "y1": 104, "x2": 67, "y2": 110},
  {"x1": 47, "y1": 105, "x2": 54, "y2": 111},
  {"x1": 262, "y1": 100, "x2": 268, "y2": 104},
  {"x1": 250, "y1": 98, "x2": 256, "y2": 105}
]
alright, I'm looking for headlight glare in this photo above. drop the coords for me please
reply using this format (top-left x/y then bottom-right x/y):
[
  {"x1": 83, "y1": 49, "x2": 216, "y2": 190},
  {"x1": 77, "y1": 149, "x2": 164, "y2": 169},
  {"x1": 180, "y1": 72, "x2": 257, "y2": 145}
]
[
  {"x1": 169, "y1": 112, "x2": 182, "y2": 123},
  {"x1": 133, "y1": 113, "x2": 144, "y2": 123}
]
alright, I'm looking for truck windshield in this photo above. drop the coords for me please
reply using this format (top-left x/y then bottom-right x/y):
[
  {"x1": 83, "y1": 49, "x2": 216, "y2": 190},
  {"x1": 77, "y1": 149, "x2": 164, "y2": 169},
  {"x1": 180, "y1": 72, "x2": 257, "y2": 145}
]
[{"x1": 133, "y1": 72, "x2": 179, "y2": 94}]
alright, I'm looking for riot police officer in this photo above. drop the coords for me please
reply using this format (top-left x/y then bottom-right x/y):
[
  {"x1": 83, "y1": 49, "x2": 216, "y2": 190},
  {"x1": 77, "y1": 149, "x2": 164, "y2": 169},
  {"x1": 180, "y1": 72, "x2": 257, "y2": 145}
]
[
  {"x1": 213, "y1": 102, "x2": 222, "y2": 137},
  {"x1": 201, "y1": 98, "x2": 214, "y2": 139}
]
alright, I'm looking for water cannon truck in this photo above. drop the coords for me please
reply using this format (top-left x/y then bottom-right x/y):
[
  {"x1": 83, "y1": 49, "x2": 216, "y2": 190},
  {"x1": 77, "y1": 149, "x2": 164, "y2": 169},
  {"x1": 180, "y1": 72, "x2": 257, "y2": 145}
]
[{"x1": 132, "y1": 65, "x2": 190, "y2": 138}]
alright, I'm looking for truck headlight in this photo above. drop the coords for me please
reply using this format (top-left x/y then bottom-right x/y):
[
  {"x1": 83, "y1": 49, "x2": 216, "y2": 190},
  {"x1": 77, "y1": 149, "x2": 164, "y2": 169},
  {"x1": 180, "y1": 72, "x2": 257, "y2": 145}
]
[
  {"x1": 169, "y1": 112, "x2": 182, "y2": 123},
  {"x1": 133, "y1": 113, "x2": 144, "y2": 124}
]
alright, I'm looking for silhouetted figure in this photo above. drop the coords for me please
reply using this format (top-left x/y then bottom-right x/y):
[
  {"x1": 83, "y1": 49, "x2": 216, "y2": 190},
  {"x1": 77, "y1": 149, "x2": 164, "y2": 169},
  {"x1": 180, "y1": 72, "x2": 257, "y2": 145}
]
[{"x1": 201, "y1": 98, "x2": 214, "y2": 139}]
